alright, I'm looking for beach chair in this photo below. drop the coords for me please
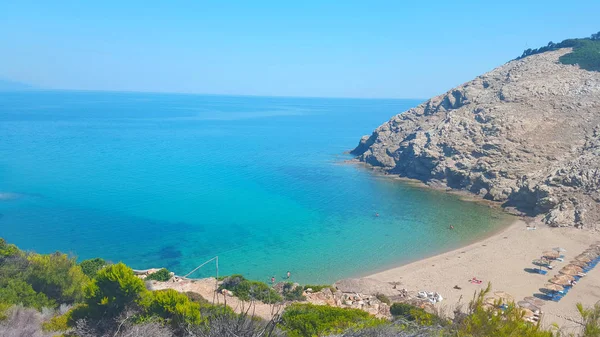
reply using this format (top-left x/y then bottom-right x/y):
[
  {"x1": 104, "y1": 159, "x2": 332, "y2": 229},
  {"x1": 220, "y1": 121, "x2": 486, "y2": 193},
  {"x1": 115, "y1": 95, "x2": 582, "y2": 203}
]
[{"x1": 536, "y1": 269, "x2": 547, "y2": 275}]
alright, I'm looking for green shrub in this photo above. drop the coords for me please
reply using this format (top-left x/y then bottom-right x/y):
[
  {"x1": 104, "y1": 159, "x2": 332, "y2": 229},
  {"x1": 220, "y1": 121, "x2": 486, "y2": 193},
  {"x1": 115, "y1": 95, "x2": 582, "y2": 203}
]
[
  {"x1": 42, "y1": 311, "x2": 71, "y2": 332},
  {"x1": 145, "y1": 268, "x2": 172, "y2": 282},
  {"x1": 0, "y1": 279, "x2": 55, "y2": 310},
  {"x1": 0, "y1": 302, "x2": 11, "y2": 320},
  {"x1": 26, "y1": 252, "x2": 89, "y2": 304},
  {"x1": 576, "y1": 302, "x2": 600, "y2": 337},
  {"x1": 283, "y1": 283, "x2": 306, "y2": 301},
  {"x1": 79, "y1": 258, "x2": 106, "y2": 278},
  {"x1": 517, "y1": 32, "x2": 600, "y2": 72},
  {"x1": 280, "y1": 303, "x2": 384, "y2": 337},
  {"x1": 139, "y1": 289, "x2": 203, "y2": 326},
  {"x1": 78, "y1": 262, "x2": 146, "y2": 319},
  {"x1": 390, "y1": 302, "x2": 438, "y2": 326},
  {"x1": 375, "y1": 293, "x2": 391, "y2": 305},
  {"x1": 302, "y1": 284, "x2": 335, "y2": 293},
  {"x1": 559, "y1": 39, "x2": 600, "y2": 72},
  {"x1": 184, "y1": 291, "x2": 208, "y2": 304},
  {"x1": 219, "y1": 275, "x2": 282, "y2": 304},
  {"x1": 219, "y1": 274, "x2": 246, "y2": 287},
  {"x1": 0, "y1": 239, "x2": 22, "y2": 258},
  {"x1": 455, "y1": 283, "x2": 553, "y2": 337}
]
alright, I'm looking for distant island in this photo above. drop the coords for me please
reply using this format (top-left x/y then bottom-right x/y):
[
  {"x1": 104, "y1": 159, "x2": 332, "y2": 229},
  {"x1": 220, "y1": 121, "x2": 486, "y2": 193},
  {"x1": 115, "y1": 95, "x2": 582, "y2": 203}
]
[{"x1": 352, "y1": 31, "x2": 600, "y2": 229}]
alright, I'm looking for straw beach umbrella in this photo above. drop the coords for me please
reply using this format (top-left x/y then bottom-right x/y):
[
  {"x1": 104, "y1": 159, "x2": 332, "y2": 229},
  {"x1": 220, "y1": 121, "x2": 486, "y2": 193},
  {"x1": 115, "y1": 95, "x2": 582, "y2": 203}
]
[
  {"x1": 570, "y1": 260, "x2": 588, "y2": 268},
  {"x1": 553, "y1": 247, "x2": 567, "y2": 253},
  {"x1": 576, "y1": 256, "x2": 592, "y2": 263},
  {"x1": 550, "y1": 277, "x2": 571, "y2": 286},
  {"x1": 524, "y1": 296, "x2": 545, "y2": 307},
  {"x1": 484, "y1": 297, "x2": 498, "y2": 306},
  {"x1": 558, "y1": 274, "x2": 575, "y2": 281},
  {"x1": 544, "y1": 284, "x2": 563, "y2": 292},
  {"x1": 517, "y1": 301, "x2": 540, "y2": 312},
  {"x1": 543, "y1": 251, "x2": 559, "y2": 259},
  {"x1": 562, "y1": 264, "x2": 583, "y2": 272},
  {"x1": 560, "y1": 269, "x2": 580, "y2": 276},
  {"x1": 494, "y1": 291, "x2": 514, "y2": 302},
  {"x1": 521, "y1": 308, "x2": 536, "y2": 319},
  {"x1": 481, "y1": 303, "x2": 494, "y2": 310}
]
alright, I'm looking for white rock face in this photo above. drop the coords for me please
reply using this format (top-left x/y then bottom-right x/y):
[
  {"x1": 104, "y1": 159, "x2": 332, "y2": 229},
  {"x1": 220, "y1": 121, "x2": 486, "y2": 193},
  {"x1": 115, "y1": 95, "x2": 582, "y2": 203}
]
[{"x1": 352, "y1": 49, "x2": 600, "y2": 228}]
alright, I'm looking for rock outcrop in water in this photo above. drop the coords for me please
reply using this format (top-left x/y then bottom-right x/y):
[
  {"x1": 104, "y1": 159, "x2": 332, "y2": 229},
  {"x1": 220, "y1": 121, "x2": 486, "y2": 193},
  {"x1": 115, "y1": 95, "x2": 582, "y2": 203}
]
[{"x1": 352, "y1": 49, "x2": 600, "y2": 229}]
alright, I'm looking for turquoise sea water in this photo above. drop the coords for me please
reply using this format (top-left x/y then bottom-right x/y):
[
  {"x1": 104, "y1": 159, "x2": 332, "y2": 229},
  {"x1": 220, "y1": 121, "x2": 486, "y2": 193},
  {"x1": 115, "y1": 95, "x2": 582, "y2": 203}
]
[{"x1": 0, "y1": 91, "x2": 511, "y2": 284}]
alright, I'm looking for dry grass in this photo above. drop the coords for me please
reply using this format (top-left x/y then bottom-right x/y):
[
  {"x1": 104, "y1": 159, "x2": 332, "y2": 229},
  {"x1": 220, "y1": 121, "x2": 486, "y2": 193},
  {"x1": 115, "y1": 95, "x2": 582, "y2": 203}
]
[{"x1": 0, "y1": 305, "x2": 55, "y2": 337}]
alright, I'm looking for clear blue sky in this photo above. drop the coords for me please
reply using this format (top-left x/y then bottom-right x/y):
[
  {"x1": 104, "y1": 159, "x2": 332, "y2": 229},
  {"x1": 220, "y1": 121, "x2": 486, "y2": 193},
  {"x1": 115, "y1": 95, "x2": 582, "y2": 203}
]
[{"x1": 1, "y1": 1, "x2": 598, "y2": 98}]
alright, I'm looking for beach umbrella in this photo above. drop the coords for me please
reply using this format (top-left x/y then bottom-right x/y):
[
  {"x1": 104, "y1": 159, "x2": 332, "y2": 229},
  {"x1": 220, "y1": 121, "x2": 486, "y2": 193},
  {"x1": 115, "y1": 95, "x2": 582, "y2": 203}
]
[
  {"x1": 524, "y1": 296, "x2": 545, "y2": 307},
  {"x1": 543, "y1": 251, "x2": 559, "y2": 259},
  {"x1": 544, "y1": 284, "x2": 563, "y2": 292},
  {"x1": 560, "y1": 269, "x2": 580, "y2": 276},
  {"x1": 553, "y1": 247, "x2": 567, "y2": 253},
  {"x1": 563, "y1": 264, "x2": 583, "y2": 272},
  {"x1": 552, "y1": 274, "x2": 575, "y2": 283},
  {"x1": 494, "y1": 291, "x2": 514, "y2": 302},
  {"x1": 587, "y1": 250, "x2": 600, "y2": 257},
  {"x1": 532, "y1": 259, "x2": 549, "y2": 267},
  {"x1": 481, "y1": 303, "x2": 494, "y2": 310},
  {"x1": 520, "y1": 308, "x2": 536, "y2": 318},
  {"x1": 485, "y1": 297, "x2": 498, "y2": 305},
  {"x1": 570, "y1": 260, "x2": 588, "y2": 268},
  {"x1": 550, "y1": 277, "x2": 571, "y2": 286},
  {"x1": 576, "y1": 256, "x2": 592, "y2": 263},
  {"x1": 586, "y1": 250, "x2": 600, "y2": 258},
  {"x1": 517, "y1": 301, "x2": 540, "y2": 312},
  {"x1": 559, "y1": 274, "x2": 575, "y2": 281}
]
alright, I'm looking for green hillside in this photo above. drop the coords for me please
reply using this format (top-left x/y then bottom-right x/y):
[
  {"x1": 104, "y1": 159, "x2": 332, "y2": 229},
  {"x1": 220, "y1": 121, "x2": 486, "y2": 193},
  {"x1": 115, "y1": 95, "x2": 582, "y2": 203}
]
[{"x1": 518, "y1": 31, "x2": 600, "y2": 71}]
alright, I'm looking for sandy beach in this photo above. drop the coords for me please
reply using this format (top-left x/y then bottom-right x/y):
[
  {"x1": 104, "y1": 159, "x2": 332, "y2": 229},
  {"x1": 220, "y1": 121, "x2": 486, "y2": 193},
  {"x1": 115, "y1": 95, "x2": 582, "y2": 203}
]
[{"x1": 367, "y1": 219, "x2": 600, "y2": 332}]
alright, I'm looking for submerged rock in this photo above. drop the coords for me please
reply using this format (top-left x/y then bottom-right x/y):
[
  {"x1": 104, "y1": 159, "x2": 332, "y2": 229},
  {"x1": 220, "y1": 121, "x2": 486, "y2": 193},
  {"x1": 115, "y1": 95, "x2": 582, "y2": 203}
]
[{"x1": 352, "y1": 49, "x2": 600, "y2": 229}]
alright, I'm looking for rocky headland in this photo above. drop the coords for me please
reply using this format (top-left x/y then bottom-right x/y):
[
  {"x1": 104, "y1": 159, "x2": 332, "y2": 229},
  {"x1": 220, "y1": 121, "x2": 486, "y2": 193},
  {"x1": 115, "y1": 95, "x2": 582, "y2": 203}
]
[{"x1": 352, "y1": 48, "x2": 600, "y2": 229}]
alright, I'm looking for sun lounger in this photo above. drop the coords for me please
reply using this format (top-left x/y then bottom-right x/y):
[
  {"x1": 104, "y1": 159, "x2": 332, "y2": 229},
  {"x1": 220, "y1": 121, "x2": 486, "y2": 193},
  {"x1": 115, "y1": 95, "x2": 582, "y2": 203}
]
[{"x1": 536, "y1": 269, "x2": 547, "y2": 275}]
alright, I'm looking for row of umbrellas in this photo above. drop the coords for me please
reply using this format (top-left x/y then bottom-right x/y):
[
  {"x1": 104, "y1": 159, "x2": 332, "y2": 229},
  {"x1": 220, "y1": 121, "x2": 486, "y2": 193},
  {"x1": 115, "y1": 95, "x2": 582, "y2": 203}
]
[
  {"x1": 547, "y1": 243, "x2": 600, "y2": 286},
  {"x1": 518, "y1": 244, "x2": 600, "y2": 320},
  {"x1": 483, "y1": 244, "x2": 600, "y2": 320}
]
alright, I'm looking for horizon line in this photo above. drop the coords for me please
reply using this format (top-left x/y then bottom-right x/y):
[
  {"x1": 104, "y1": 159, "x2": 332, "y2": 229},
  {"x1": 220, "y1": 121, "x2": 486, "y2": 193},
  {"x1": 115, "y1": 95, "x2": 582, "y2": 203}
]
[{"x1": 0, "y1": 86, "x2": 426, "y2": 101}]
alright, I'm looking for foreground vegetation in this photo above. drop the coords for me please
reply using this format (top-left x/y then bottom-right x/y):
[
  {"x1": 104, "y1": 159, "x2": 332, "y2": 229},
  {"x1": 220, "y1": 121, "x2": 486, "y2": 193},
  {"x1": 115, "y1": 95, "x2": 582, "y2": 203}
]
[
  {"x1": 518, "y1": 31, "x2": 600, "y2": 72},
  {"x1": 1, "y1": 238, "x2": 599, "y2": 336}
]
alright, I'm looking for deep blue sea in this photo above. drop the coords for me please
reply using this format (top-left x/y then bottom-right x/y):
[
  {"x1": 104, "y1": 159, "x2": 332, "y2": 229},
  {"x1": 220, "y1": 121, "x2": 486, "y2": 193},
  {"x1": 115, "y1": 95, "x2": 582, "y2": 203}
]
[{"x1": 0, "y1": 91, "x2": 511, "y2": 283}]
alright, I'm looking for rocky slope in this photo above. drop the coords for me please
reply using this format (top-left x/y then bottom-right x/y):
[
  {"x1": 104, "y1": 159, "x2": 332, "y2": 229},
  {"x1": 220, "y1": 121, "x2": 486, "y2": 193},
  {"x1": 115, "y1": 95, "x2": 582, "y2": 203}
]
[{"x1": 352, "y1": 49, "x2": 600, "y2": 229}]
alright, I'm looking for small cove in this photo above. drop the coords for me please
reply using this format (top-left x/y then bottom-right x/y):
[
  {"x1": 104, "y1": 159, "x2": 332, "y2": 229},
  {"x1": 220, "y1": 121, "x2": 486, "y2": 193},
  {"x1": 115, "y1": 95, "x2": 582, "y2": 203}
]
[{"x1": 0, "y1": 91, "x2": 512, "y2": 284}]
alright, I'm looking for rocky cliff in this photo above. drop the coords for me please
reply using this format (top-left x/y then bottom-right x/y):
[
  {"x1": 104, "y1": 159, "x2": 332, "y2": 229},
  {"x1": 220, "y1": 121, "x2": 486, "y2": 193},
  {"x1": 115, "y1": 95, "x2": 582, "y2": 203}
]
[{"x1": 352, "y1": 49, "x2": 600, "y2": 229}]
